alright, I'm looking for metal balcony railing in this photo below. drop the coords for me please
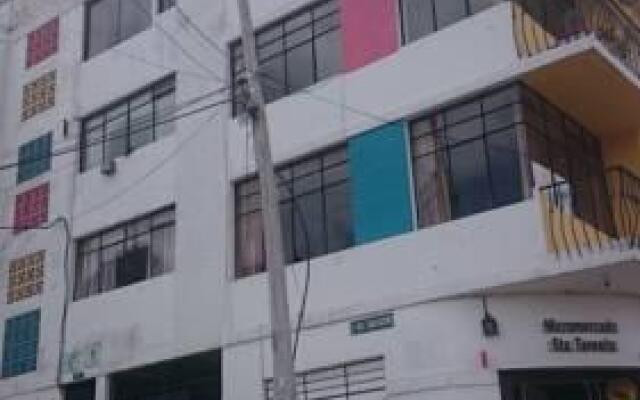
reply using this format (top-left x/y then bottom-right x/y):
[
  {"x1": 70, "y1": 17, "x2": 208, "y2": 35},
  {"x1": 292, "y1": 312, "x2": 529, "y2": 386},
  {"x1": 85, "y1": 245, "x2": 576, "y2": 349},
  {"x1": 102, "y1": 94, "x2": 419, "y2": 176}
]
[
  {"x1": 540, "y1": 167, "x2": 640, "y2": 256},
  {"x1": 513, "y1": 0, "x2": 640, "y2": 78}
]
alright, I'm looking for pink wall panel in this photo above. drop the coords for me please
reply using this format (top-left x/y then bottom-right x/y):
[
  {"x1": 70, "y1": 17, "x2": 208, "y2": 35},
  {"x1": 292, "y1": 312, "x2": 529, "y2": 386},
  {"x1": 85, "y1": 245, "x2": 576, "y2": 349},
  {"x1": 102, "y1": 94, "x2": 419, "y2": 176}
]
[{"x1": 341, "y1": 0, "x2": 399, "y2": 72}]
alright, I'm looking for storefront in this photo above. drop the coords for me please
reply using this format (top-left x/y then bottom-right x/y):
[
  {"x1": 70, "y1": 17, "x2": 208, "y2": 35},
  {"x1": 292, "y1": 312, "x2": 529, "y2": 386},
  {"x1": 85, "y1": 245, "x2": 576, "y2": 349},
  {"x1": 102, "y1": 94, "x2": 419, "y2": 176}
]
[{"x1": 500, "y1": 369, "x2": 640, "y2": 400}]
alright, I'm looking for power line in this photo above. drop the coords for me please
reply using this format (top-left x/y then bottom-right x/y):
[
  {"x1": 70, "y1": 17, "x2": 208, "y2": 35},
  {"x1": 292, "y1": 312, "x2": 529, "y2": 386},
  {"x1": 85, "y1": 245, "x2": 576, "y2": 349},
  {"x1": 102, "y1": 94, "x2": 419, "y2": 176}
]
[
  {"x1": 129, "y1": 0, "x2": 225, "y2": 84},
  {"x1": 0, "y1": 96, "x2": 230, "y2": 174}
]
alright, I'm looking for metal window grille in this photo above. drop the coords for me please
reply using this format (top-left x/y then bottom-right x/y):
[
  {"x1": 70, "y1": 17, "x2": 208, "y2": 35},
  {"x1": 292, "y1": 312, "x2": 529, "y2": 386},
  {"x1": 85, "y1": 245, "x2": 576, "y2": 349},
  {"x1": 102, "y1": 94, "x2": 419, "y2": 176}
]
[{"x1": 264, "y1": 357, "x2": 386, "y2": 400}]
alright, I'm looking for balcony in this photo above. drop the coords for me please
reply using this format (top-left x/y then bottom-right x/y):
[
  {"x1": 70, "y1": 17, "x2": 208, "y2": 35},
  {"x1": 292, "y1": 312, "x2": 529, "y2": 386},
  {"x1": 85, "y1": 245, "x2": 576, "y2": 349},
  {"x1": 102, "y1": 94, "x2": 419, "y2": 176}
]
[
  {"x1": 512, "y1": 0, "x2": 640, "y2": 172},
  {"x1": 541, "y1": 166, "x2": 640, "y2": 256},
  {"x1": 513, "y1": 0, "x2": 640, "y2": 76}
]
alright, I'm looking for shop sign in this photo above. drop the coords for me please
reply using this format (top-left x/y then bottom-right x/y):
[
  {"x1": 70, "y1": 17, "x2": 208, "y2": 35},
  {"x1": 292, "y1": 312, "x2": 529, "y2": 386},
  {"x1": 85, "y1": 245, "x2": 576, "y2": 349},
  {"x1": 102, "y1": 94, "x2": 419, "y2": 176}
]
[
  {"x1": 542, "y1": 319, "x2": 619, "y2": 353},
  {"x1": 350, "y1": 313, "x2": 394, "y2": 336}
]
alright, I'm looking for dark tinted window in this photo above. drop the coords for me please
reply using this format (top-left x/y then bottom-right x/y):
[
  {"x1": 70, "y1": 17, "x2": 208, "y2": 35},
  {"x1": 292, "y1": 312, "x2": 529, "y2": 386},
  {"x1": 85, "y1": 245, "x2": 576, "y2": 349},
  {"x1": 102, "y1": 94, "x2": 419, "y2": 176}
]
[
  {"x1": 85, "y1": 0, "x2": 152, "y2": 59},
  {"x1": 401, "y1": 0, "x2": 497, "y2": 44},
  {"x1": 231, "y1": 0, "x2": 341, "y2": 115},
  {"x1": 235, "y1": 146, "x2": 352, "y2": 278}
]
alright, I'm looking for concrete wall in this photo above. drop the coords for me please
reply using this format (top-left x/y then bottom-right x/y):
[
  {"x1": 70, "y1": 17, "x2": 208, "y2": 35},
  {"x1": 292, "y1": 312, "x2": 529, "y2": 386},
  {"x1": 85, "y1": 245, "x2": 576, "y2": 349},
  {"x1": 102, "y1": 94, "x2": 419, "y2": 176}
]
[
  {"x1": 225, "y1": 294, "x2": 640, "y2": 400},
  {"x1": 0, "y1": 1, "x2": 638, "y2": 400}
]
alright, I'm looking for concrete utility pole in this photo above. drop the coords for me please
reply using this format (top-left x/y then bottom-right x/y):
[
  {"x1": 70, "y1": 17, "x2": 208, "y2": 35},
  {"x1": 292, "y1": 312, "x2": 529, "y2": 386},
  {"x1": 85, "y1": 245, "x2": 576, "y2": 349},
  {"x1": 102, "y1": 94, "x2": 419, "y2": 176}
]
[{"x1": 235, "y1": 1, "x2": 297, "y2": 400}]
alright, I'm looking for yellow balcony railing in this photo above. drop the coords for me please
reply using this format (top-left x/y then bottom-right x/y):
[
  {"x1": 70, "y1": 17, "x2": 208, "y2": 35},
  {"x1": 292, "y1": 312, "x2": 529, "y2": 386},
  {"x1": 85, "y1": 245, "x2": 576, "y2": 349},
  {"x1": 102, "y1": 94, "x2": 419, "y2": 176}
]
[
  {"x1": 540, "y1": 167, "x2": 640, "y2": 256},
  {"x1": 513, "y1": 0, "x2": 640, "y2": 77}
]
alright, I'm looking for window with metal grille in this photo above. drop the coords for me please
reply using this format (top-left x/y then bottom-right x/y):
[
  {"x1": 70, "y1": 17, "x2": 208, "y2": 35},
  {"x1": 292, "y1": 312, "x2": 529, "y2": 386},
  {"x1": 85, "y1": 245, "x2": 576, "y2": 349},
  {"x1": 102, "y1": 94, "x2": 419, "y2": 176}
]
[
  {"x1": 17, "y1": 133, "x2": 52, "y2": 184},
  {"x1": 235, "y1": 146, "x2": 352, "y2": 279},
  {"x1": 26, "y1": 17, "x2": 59, "y2": 68},
  {"x1": 158, "y1": 0, "x2": 175, "y2": 13},
  {"x1": 80, "y1": 76, "x2": 175, "y2": 172},
  {"x1": 230, "y1": 0, "x2": 341, "y2": 115},
  {"x1": 22, "y1": 70, "x2": 56, "y2": 121},
  {"x1": 7, "y1": 251, "x2": 45, "y2": 304},
  {"x1": 75, "y1": 207, "x2": 175, "y2": 300},
  {"x1": 84, "y1": 0, "x2": 152, "y2": 59},
  {"x1": 264, "y1": 357, "x2": 386, "y2": 400},
  {"x1": 14, "y1": 183, "x2": 49, "y2": 234},
  {"x1": 400, "y1": 0, "x2": 497, "y2": 44},
  {"x1": 2, "y1": 310, "x2": 40, "y2": 378}
]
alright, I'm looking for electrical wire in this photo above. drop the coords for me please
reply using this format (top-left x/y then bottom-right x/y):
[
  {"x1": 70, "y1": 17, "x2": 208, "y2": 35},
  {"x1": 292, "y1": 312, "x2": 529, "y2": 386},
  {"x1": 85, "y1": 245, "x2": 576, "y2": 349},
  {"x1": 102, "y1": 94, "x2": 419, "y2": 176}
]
[
  {"x1": 0, "y1": 94, "x2": 231, "y2": 174},
  {"x1": 129, "y1": 0, "x2": 225, "y2": 84}
]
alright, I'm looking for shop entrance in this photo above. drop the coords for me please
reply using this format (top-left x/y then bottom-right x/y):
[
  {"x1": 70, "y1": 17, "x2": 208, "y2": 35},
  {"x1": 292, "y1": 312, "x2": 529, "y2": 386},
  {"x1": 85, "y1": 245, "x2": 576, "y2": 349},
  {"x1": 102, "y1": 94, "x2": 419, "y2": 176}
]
[{"x1": 500, "y1": 369, "x2": 640, "y2": 400}]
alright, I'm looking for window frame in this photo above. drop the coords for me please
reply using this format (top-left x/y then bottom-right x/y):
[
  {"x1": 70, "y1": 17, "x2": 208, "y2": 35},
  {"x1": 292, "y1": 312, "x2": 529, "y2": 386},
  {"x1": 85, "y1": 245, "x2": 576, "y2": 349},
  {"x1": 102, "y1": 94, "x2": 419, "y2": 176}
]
[
  {"x1": 399, "y1": 0, "x2": 497, "y2": 45},
  {"x1": 234, "y1": 144, "x2": 352, "y2": 279},
  {"x1": 74, "y1": 206, "x2": 176, "y2": 300},
  {"x1": 158, "y1": 0, "x2": 176, "y2": 13},
  {"x1": 83, "y1": 0, "x2": 153, "y2": 60},
  {"x1": 229, "y1": 0, "x2": 341, "y2": 116},
  {"x1": 79, "y1": 75, "x2": 176, "y2": 172}
]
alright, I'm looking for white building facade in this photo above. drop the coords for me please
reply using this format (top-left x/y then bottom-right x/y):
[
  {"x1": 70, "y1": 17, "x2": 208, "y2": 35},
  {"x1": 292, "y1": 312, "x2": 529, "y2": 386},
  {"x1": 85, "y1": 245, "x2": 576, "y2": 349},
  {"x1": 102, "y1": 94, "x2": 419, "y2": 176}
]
[{"x1": 1, "y1": 0, "x2": 640, "y2": 400}]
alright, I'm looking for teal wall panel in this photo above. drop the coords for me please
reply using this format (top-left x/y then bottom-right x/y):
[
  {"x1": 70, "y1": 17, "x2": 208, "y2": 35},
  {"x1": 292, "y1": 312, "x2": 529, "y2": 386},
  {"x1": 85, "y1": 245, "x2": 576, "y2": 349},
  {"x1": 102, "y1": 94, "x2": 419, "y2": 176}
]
[{"x1": 348, "y1": 122, "x2": 413, "y2": 245}]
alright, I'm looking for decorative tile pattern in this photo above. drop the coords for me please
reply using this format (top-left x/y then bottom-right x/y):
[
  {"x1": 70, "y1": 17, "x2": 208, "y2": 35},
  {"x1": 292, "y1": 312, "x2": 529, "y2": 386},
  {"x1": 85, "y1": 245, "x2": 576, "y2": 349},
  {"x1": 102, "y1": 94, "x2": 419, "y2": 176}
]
[
  {"x1": 22, "y1": 71, "x2": 56, "y2": 121},
  {"x1": 17, "y1": 133, "x2": 52, "y2": 184},
  {"x1": 7, "y1": 251, "x2": 45, "y2": 304},
  {"x1": 26, "y1": 17, "x2": 59, "y2": 68},
  {"x1": 14, "y1": 183, "x2": 49, "y2": 234},
  {"x1": 2, "y1": 310, "x2": 40, "y2": 377}
]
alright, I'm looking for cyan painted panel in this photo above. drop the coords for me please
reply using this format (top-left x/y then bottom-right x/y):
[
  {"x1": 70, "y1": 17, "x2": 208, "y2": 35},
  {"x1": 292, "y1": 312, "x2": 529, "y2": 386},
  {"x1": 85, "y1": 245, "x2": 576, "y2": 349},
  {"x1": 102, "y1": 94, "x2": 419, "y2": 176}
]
[{"x1": 349, "y1": 122, "x2": 413, "y2": 245}]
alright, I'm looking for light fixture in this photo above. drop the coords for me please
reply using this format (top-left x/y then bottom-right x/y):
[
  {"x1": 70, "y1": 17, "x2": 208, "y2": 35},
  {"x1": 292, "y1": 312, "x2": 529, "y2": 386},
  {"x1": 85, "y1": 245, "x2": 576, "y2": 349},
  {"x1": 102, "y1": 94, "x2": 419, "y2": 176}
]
[{"x1": 481, "y1": 296, "x2": 499, "y2": 338}]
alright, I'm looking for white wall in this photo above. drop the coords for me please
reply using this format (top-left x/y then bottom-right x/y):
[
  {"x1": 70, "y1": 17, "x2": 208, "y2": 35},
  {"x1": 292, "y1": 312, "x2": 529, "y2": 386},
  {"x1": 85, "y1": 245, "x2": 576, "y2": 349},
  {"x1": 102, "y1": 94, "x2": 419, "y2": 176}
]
[
  {"x1": 225, "y1": 294, "x2": 640, "y2": 400},
  {"x1": 0, "y1": 1, "x2": 638, "y2": 400}
]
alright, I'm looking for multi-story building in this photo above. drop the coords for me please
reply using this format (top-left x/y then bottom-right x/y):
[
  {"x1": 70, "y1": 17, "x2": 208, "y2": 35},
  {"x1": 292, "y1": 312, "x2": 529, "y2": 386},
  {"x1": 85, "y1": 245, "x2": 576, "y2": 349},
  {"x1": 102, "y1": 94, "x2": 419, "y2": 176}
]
[{"x1": 1, "y1": 0, "x2": 640, "y2": 399}]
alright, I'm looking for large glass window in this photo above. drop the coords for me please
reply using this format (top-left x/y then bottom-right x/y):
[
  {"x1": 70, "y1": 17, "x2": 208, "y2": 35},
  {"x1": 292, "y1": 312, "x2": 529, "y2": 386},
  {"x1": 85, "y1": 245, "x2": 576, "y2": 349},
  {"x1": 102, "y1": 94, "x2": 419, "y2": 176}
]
[
  {"x1": 80, "y1": 76, "x2": 175, "y2": 172},
  {"x1": 231, "y1": 0, "x2": 341, "y2": 115},
  {"x1": 2, "y1": 310, "x2": 40, "y2": 378},
  {"x1": 235, "y1": 146, "x2": 352, "y2": 278},
  {"x1": 410, "y1": 83, "x2": 610, "y2": 232},
  {"x1": 401, "y1": 0, "x2": 497, "y2": 44},
  {"x1": 74, "y1": 207, "x2": 175, "y2": 300},
  {"x1": 522, "y1": 85, "x2": 611, "y2": 234},
  {"x1": 85, "y1": 0, "x2": 152, "y2": 59},
  {"x1": 410, "y1": 85, "x2": 523, "y2": 228}
]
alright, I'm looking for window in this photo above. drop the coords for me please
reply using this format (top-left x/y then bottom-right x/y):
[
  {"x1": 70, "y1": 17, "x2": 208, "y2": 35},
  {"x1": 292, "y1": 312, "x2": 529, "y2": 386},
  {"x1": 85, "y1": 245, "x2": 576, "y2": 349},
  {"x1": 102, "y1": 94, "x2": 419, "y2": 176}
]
[
  {"x1": 235, "y1": 146, "x2": 352, "y2": 278},
  {"x1": 231, "y1": 0, "x2": 341, "y2": 114},
  {"x1": 17, "y1": 133, "x2": 52, "y2": 184},
  {"x1": 410, "y1": 83, "x2": 610, "y2": 232},
  {"x1": 26, "y1": 17, "x2": 59, "y2": 68},
  {"x1": 264, "y1": 357, "x2": 385, "y2": 400},
  {"x1": 75, "y1": 207, "x2": 175, "y2": 300},
  {"x1": 65, "y1": 380, "x2": 96, "y2": 400},
  {"x1": 410, "y1": 85, "x2": 523, "y2": 228},
  {"x1": 22, "y1": 71, "x2": 56, "y2": 121},
  {"x1": 14, "y1": 183, "x2": 49, "y2": 234},
  {"x1": 111, "y1": 351, "x2": 221, "y2": 400},
  {"x1": 2, "y1": 310, "x2": 40, "y2": 378},
  {"x1": 84, "y1": 0, "x2": 152, "y2": 59},
  {"x1": 7, "y1": 251, "x2": 45, "y2": 304},
  {"x1": 401, "y1": 0, "x2": 497, "y2": 43},
  {"x1": 158, "y1": 0, "x2": 175, "y2": 13},
  {"x1": 522, "y1": 85, "x2": 611, "y2": 233},
  {"x1": 80, "y1": 76, "x2": 175, "y2": 172}
]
